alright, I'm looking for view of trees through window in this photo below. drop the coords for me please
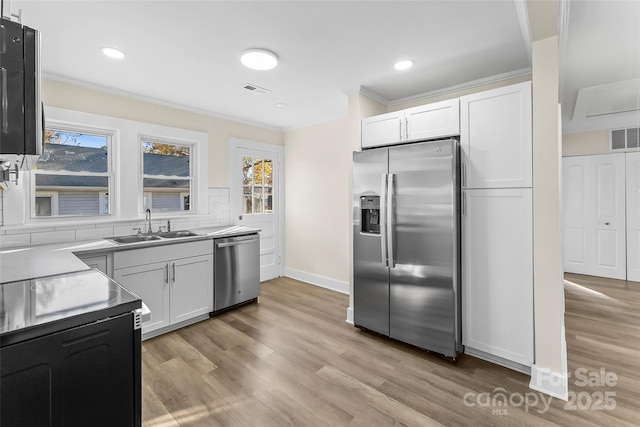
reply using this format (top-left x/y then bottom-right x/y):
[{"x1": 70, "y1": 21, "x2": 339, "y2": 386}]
[
  {"x1": 32, "y1": 129, "x2": 111, "y2": 217},
  {"x1": 242, "y1": 156, "x2": 273, "y2": 215},
  {"x1": 142, "y1": 140, "x2": 192, "y2": 212}
]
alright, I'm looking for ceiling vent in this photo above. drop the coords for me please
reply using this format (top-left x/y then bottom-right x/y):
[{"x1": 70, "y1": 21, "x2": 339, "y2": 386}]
[
  {"x1": 242, "y1": 83, "x2": 270, "y2": 95},
  {"x1": 611, "y1": 127, "x2": 640, "y2": 151}
]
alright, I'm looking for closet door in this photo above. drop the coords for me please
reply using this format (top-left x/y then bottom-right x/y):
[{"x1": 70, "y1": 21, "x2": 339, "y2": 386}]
[
  {"x1": 627, "y1": 152, "x2": 640, "y2": 282},
  {"x1": 562, "y1": 154, "x2": 626, "y2": 280},
  {"x1": 563, "y1": 157, "x2": 590, "y2": 274},
  {"x1": 591, "y1": 154, "x2": 626, "y2": 279}
]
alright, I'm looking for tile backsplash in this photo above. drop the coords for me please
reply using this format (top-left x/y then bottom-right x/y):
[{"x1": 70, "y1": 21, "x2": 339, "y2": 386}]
[{"x1": 0, "y1": 188, "x2": 231, "y2": 248}]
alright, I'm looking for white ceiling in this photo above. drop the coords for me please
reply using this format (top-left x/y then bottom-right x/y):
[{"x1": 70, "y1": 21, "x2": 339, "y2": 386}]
[
  {"x1": 13, "y1": 0, "x2": 530, "y2": 130},
  {"x1": 561, "y1": 0, "x2": 640, "y2": 133},
  {"x1": 11, "y1": 1, "x2": 639, "y2": 133}
]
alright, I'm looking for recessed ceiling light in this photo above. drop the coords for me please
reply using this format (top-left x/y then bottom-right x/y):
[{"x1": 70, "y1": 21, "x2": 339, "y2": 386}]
[
  {"x1": 102, "y1": 47, "x2": 126, "y2": 60},
  {"x1": 241, "y1": 49, "x2": 278, "y2": 71},
  {"x1": 274, "y1": 103, "x2": 288, "y2": 108},
  {"x1": 394, "y1": 59, "x2": 414, "y2": 70}
]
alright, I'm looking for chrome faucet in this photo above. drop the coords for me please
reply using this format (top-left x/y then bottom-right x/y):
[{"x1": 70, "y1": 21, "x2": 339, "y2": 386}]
[{"x1": 145, "y1": 209, "x2": 152, "y2": 234}]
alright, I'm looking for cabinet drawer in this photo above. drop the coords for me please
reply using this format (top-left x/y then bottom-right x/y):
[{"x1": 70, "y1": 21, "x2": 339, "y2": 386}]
[{"x1": 113, "y1": 240, "x2": 213, "y2": 270}]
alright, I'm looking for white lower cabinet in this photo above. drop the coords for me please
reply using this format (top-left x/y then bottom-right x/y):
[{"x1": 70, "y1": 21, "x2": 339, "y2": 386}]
[
  {"x1": 462, "y1": 188, "x2": 534, "y2": 369},
  {"x1": 77, "y1": 254, "x2": 110, "y2": 276},
  {"x1": 114, "y1": 261, "x2": 170, "y2": 333},
  {"x1": 113, "y1": 240, "x2": 213, "y2": 336}
]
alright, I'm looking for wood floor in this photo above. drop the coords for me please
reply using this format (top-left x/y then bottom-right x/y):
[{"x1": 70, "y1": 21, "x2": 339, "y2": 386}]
[{"x1": 141, "y1": 275, "x2": 640, "y2": 426}]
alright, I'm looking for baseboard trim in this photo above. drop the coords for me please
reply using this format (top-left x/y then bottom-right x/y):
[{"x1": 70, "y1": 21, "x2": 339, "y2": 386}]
[
  {"x1": 529, "y1": 365, "x2": 569, "y2": 401},
  {"x1": 464, "y1": 346, "x2": 531, "y2": 375},
  {"x1": 284, "y1": 268, "x2": 349, "y2": 295},
  {"x1": 346, "y1": 307, "x2": 354, "y2": 325}
]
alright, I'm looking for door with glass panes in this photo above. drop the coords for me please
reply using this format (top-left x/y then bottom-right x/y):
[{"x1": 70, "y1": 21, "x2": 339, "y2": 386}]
[{"x1": 231, "y1": 145, "x2": 281, "y2": 281}]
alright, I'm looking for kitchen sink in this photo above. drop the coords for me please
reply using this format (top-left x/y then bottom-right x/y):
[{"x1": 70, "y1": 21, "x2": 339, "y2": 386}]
[
  {"x1": 157, "y1": 230, "x2": 200, "y2": 239},
  {"x1": 108, "y1": 235, "x2": 162, "y2": 244},
  {"x1": 106, "y1": 230, "x2": 200, "y2": 244}
]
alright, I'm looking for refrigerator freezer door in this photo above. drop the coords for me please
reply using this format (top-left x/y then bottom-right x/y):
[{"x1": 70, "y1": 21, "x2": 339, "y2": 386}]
[
  {"x1": 388, "y1": 140, "x2": 460, "y2": 357},
  {"x1": 353, "y1": 148, "x2": 390, "y2": 335}
]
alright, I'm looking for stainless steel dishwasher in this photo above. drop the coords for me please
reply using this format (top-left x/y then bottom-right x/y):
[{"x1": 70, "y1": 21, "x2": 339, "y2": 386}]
[{"x1": 214, "y1": 233, "x2": 260, "y2": 311}]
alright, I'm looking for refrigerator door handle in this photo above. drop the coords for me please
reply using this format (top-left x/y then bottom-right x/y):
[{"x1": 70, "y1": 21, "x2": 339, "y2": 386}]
[
  {"x1": 380, "y1": 173, "x2": 388, "y2": 267},
  {"x1": 387, "y1": 173, "x2": 395, "y2": 268}
]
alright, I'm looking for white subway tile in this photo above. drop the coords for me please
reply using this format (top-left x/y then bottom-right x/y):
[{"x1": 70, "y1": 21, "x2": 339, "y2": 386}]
[
  {"x1": 0, "y1": 233, "x2": 31, "y2": 248},
  {"x1": 114, "y1": 225, "x2": 142, "y2": 236},
  {"x1": 76, "y1": 227, "x2": 115, "y2": 240},
  {"x1": 4, "y1": 226, "x2": 55, "y2": 235},
  {"x1": 55, "y1": 223, "x2": 97, "y2": 231},
  {"x1": 30, "y1": 230, "x2": 76, "y2": 245}
]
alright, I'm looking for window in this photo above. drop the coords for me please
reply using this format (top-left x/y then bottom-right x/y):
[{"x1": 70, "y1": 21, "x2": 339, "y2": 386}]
[
  {"x1": 32, "y1": 128, "x2": 112, "y2": 217},
  {"x1": 242, "y1": 156, "x2": 273, "y2": 215},
  {"x1": 142, "y1": 139, "x2": 193, "y2": 213}
]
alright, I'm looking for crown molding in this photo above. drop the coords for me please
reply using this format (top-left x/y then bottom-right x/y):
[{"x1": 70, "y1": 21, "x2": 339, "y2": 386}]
[
  {"x1": 386, "y1": 69, "x2": 532, "y2": 108},
  {"x1": 42, "y1": 73, "x2": 284, "y2": 132}
]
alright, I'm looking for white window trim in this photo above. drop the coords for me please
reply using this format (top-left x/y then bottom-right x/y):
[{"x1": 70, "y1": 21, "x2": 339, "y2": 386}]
[
  {"x1": 139, "y1": 135, "x2": 197, "y2": 215},
  {"x1": 34, "y1": 191, "x2": 58, "y2": 216},
  {"x1": 1, "y1": 106, "x2": 209, "y2": 228},
  {"x1": 30, "y1": 122, "x2": 115, "y2": 220}
]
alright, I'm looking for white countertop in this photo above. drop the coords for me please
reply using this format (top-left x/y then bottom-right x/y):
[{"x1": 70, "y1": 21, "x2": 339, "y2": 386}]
[{"x1": 0, "y1": 226, "x2": 259, "y2": 283}]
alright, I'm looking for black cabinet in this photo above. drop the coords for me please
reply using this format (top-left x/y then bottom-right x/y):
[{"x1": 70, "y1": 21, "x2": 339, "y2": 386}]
[
  {"x1": 0, "y1": 17, "x2": 43, "y2": 169},
  {"x1": 1, "y1": 312, "x2": 141, "y2": 427}
]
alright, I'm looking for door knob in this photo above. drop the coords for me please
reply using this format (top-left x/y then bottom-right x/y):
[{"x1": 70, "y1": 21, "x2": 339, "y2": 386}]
[
  {"x1": 239, "y1": 215, "x2": 243, "y2": 220},
  {"x1": 605, "y1": 222, "x2": 610, "y2": 225}
]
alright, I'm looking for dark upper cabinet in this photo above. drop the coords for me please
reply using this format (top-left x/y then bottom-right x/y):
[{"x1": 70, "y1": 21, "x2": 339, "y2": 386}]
[{"x1": 0, "y1": 17, "x2": 43, "y2": 170}]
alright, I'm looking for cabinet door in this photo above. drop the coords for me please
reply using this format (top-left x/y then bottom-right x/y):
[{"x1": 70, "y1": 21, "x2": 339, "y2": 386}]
[
  {"x1": 361, "y1": 111, "x2": 404, "y2": 148},
  {"x1": 405, "y1": 99, "x2": 459, "y2": 142},
  {"x1": 114, "y1": 262, "x2": 169, "y2": 334},
  {"x1": 0, "y1": 313, "x2": 136, "y2": 427},
  {"x1": 628, "y1": 152, "x2": 640, "y2": 282},
  {"x1": 460, "y1": 81, "x2": 532, "y2": 189},
  {"x1": 462, "y1": 188, "x2": 533, "y2": 366},
  {"x1": 170, "y1": 254, "x2": 214, "y2": 324}
]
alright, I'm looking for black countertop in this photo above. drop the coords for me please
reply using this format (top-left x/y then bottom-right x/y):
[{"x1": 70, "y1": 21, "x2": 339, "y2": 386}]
[{"x1": 0, "y1": 269, "x2": 141, "y2": 347}]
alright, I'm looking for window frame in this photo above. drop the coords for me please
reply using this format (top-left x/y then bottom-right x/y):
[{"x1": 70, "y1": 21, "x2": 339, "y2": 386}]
[
  {"x1": 139, "y1": 135, "x2": 197, "y2": 215},
  {"x1": 30, "y1": 123, "x2": 115, "y2": 220},
  {"x1": 2, "y1": 106, "x2": 209, "y2": 228}
]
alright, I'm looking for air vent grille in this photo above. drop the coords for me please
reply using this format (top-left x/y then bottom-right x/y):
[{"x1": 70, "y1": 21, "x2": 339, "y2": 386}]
[
  {"x1": 611, "y1": 127, "x2": 640, "y2": 151},
  {"x1": 242, "y1": 83, "x2": 270, "y2": 95}
]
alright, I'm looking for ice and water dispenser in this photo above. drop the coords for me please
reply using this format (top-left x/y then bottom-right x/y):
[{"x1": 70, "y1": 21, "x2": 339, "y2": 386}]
[{"x1": 360, "y1": 196, "x2": 380, "y2": 234}]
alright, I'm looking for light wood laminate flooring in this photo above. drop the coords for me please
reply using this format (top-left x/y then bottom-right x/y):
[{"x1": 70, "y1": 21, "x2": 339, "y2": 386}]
[{"x1": 141, "y1": 275, "x2": 640, "y2": 426}]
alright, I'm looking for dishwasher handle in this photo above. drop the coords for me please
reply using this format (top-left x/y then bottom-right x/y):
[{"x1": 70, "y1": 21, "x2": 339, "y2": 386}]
[{"x1": 215, "y1": 236, "x2": 259, "y2": 248}]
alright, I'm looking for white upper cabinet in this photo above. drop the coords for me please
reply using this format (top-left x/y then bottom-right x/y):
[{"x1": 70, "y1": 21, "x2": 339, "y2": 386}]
[
  {"x1": 460, "y1": 81, "x2": 532, "y2": 189},
  {"x1": 361, "y1": 111, "x2": 404, "y2": 148},
  {"x1": 404, "y1": 99, "x2": 460, "y2": 142},
  {"x1": 361, "y1": 99, "x2": 460, "y2": 148}
]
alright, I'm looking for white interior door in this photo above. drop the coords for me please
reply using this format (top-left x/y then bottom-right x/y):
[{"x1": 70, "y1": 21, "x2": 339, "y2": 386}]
[
  {"x1": 562, "y1": 154, "x2": 626, "y2": 280},
  {"x1": 229, "y1": 138, "x2": 284, "y2": 282},
  {"x1": 563, "y1": 157, "x2": 590, "y2": 274},
  {"x1": 627, "y1": 152, "x2": 640, "y2": 282},
  {"x1": 591, "y1": 154, "x2": 626, "y2": 279}
]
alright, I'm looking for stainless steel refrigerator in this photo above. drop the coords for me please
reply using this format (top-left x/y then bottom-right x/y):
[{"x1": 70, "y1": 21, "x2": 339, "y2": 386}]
[{"x1": 353, "y1": 139, "x2": 461, "y2": 358}]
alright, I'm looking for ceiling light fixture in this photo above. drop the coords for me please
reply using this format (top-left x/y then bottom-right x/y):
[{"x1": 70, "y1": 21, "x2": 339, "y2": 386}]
[
  {"x1": 241, "y1": 49, "x2": 278, "y2": 71},
  {"x1": 394, "y1": 59, "x2": 414, "y2": 70},
  {"x1": 102, "y1": 47, "x2": 126, "y2": 60},
  {"x1": 274, "y1": 103, "x2": 288, "y2": 108}
]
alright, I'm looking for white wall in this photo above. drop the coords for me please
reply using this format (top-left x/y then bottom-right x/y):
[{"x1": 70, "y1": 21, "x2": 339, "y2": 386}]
[
  {"x1": 283, "y1": 92, "x2": 386, "y2": 294},
  {"x1": 42, "y1": 78, "x2": 284, "y2": 188},
  {"x1": 0, "y1": 78, "x2": 282, "y2": 240},
  {"x1": 530, "y1": 34, "x2": 567, "y2": 399},
  {"x1": 562, "y1": 130, "x2": 610, "y2": 156}
]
